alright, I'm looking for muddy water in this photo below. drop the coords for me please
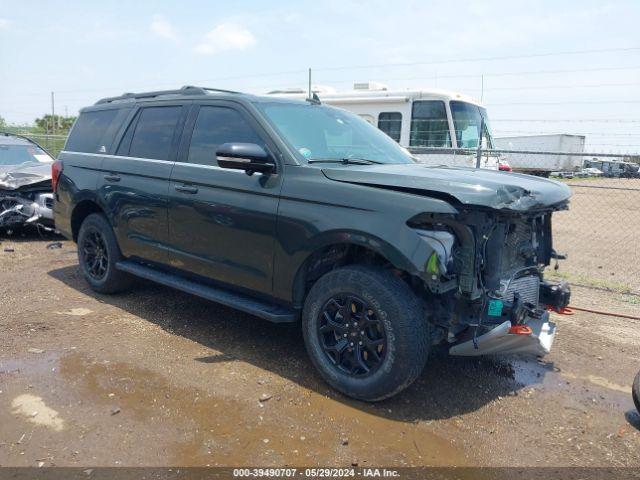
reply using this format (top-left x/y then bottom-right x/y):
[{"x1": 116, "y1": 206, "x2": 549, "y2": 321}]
[{"x1": 1, "y1": 351, "x2": 468, "y2": 466}]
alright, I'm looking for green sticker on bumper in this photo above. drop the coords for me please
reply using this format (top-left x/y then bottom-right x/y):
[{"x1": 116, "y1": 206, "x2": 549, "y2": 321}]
[{"x1": 488, "y1": 299, "x2": 504, "y2": 317}]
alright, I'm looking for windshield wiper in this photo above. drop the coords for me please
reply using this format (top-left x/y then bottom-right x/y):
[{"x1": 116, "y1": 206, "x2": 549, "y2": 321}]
[{"x1": 308, "y1": 157, "x2": 383, "y2": 165}]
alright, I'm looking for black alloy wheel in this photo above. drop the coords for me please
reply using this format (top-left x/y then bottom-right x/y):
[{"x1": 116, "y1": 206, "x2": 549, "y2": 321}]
[
  {"x1": 302, "y1": 265, "x2": 432, "y2": 401},
  {"x1": 77, "y1": 213, "x2": 133, "y2": 294},
  {"x1": 82, "y1": 229, "x2": 109, "y2": 280},
  {"x1": 318, "y1": 295, "x2": 386, "y2": 377}
]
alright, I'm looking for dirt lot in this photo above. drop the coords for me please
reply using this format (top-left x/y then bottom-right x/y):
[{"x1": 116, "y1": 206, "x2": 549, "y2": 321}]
[
  {"x1": 553, "y1": 177, "x2": 640, "y2": 293},
  {"x1": 0, "y1": 235, "x2": 639, "y2": 468}
]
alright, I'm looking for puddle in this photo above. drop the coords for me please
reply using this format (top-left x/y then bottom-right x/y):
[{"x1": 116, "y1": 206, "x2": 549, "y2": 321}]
[
  {"x1": 511, "y1": 357, "x2": 633, "y2": 394},
  {"x1": 50, "y1": 352, "x2": 468, "y2": 466},
  {"x1": 1, "y1": 349, "x2": 468, "y2": 466},
  {"x1": 561, "y1": 372, "x2": 631, "y2": 394}
]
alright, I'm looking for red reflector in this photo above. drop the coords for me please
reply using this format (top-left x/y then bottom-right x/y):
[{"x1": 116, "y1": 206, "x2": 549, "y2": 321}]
[
  {"x1": 508, "y1": 325, "x2": 533, "y2": 335},
  {"x1": 51, "y1": 160, "x2": 63, "y2": 193}
]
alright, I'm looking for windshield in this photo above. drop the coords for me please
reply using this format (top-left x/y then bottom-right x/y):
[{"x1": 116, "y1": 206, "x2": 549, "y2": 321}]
[
  {"x1": 0, "y1": 143, "x2": 53, "y2": 166},
  {"x1": 257, "y1": 101, "x2": 415, "y2": 164},
  {"x1": 450, "y1": 101, "x2": 494, "y2": 149}
]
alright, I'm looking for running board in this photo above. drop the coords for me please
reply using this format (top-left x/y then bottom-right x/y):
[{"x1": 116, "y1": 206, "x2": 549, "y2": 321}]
[{"x1": 116, "y1": 261, "x2": 297, "y2": 323}]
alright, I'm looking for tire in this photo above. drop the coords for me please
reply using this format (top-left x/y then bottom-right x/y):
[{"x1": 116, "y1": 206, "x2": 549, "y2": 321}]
[
  {"x1": 77, "y1": 213, "x2": 133, "y2": 294},
  {"x1": 302, "y1": 265, "x2": 432, "y2": 402},
  {"x1": 633, "y1": 370, "x2": 640, "y2": 414}
]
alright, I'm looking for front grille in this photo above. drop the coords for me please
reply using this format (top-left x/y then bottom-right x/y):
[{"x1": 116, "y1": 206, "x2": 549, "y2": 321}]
[{"x1": 503, "y1": 275, "x2": 540, "y2": 305}]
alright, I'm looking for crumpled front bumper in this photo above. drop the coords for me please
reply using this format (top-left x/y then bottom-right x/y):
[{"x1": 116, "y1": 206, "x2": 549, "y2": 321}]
[
  {"x1": 0, "y1": 192, "x2": 54, "y2": 228},
  {"x1": 449, "y1": 311, "x2": 557, "y2": 357}
]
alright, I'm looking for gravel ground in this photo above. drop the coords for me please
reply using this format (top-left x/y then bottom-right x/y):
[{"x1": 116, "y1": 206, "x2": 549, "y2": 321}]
[
  {"x1": 554, "y1": 177, "x2": 640, "y2": 293},
  {"x1": 0, "y1": 235, "x2": 639, "y2": 468}
]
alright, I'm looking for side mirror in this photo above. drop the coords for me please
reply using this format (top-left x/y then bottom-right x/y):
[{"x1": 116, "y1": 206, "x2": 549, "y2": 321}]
[{"x1": 216, "y1": 143, "x2": 275, "y2": 175}]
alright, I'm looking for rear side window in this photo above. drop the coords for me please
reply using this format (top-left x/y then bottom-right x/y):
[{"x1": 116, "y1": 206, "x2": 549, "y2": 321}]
[
  {"x1": 409, "y1": 101, "x2": 451, "y2": 148},
  {"x1": 187, "y1": 106, "x2": 262, "y2": 166},
  {"x1": 127, "y1": 106, "x2": 182, "y2": 160},
  {"x1": 65, "y1": 109, "x2": 120, "y2": 153},
  {"x1": 378, "y1": 112, "x2": 402, "y2": 142}
]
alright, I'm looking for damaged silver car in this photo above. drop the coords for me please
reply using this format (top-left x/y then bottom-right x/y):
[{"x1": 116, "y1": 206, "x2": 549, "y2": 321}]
[{"x1": 0, "y1": 133, "x2": 55, "y2": 232}]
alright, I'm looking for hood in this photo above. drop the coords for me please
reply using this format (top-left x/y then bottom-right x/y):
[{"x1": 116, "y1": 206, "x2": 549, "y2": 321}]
[
  {"x1": 321, "y1": 163, "x2": 571, "y2": 211},
  {"x1": 0, "y1": 162, "x2": 53, "y2": 191}
]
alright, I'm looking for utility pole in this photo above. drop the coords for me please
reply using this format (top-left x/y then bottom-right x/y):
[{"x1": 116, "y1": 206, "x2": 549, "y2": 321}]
[
  {"x1": 51, "y1": 91, "x2": 55, "y2": 136},
  {"x1": 308, "y1": 68, "x2": 312, "y2": 99}
]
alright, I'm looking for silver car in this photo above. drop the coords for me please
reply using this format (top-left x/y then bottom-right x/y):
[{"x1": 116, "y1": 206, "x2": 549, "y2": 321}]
[{"x1": 0, "y1": 133, "x2": 55, "y2": 230}]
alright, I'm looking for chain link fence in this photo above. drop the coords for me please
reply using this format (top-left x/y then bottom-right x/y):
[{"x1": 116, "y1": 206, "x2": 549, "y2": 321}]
[
  {"x1": 552, "y1": 177, "x2": 640, "y2": 295},
  {"x1": 11, "y1": 131, "x2": 640, "y2": 295},
  {"x1": 17, "y1": 133, "x2": 68, "y2": 158},
  {"x1": 410, "y1": 146, "x2": 640, "y2": 296}
]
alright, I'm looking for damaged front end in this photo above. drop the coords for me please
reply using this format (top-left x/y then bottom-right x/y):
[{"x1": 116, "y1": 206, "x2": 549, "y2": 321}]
[
  {"x1": 410, "y1": 202, "x2": 571, "y2": 357},
  {"x1": 0, "y1": 163, "x2": 55, "y2": 232}
]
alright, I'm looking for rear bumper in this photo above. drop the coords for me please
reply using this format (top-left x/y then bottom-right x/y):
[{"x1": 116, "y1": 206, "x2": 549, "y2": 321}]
[{"x1": 449, "y1": 311, "x2": 557, "y2": 357}]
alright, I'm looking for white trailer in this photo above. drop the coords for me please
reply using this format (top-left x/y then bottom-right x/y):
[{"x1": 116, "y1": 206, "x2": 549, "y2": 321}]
[
  {"x1": 493, "y1": 134, "x2": 585, "y2": 176},
  {"x1": 268, "y1": 83, "x2": 501, "y2": 170}
]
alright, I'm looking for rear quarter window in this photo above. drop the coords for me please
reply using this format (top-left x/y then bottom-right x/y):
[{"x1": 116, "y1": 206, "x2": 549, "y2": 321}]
[{"x1": 65, "y1": 108, "x2": 128, "y2": 154}]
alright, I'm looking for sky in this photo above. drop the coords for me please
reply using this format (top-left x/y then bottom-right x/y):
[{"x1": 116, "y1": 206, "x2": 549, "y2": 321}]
[{"x1": 0, "y1": 0, "x2": 639, "y2": 153}]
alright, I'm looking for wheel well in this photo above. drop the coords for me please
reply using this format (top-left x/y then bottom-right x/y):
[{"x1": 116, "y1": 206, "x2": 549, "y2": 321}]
[
  {"x1": 71, "y1": 200, "x2": 104, "y2": 242},
  {"x1": 292, "y1": 243, "x2": 401, "y2": 308}
]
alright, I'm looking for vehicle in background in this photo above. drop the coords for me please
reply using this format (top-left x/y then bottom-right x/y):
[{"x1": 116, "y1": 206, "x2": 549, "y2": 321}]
[
  {"x1": 550, "y1": 171, "x2": 574, "y2": 179},
  {"x1": 268, "y1": 83, "x2": 500, "y2": 170},
  {"x1": 54, "y1": 86, "x2": 572, "y2": 401},
  {"x1": 578, "y1": 167, "x2": 604, "y2": 177},
  {"x1": 498, "y1": 161, "x2": 513, "y2": 172},
  {"x1": 493, "y1": 134, "x2": 585, "y2": 177},
  {"x1": 583, "y1": 158, "x2": 640, "y2": 178},
  {"x1": 0, "y1": 133, "x2": 55, "y2": 231}
]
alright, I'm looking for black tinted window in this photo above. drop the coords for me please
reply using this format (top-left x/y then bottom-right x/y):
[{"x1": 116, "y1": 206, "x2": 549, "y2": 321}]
[
  {"x1": 378, "y1": 112, "x2": 402, "y2": 142},
  {"x1": 188, "y1": 107, "x2": 262, "y2": 165},
  {"x1": 410, "y1": 101, "x2": 451, "y2": 148},
  {"x1": 65, "y1": 109, "x2": 120, "y2": 153},
  {"x1": 128, "y1": 107, "x2": 182, "y2": 160}
]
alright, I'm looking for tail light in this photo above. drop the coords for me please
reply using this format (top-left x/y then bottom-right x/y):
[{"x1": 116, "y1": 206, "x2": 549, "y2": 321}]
[
  {"x1": 52, "y1": 160, "x2": 63, "y2": 193},
  {"x1": 498, "y1": 162, "x2": 512, "y2": 172}
]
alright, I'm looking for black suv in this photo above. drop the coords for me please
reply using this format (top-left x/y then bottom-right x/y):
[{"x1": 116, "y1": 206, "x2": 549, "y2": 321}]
[{"x1": 53, "y1": 86, "x2": 571, "y2": 401}]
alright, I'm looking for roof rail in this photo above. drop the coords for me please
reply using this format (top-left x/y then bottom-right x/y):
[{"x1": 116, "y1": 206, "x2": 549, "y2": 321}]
[{"x1": 95, "y1": 85, "x2": 240, "y2": 105}]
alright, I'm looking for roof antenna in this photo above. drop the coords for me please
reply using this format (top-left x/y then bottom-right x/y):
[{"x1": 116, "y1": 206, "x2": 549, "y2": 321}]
[
  {"x1": 305, "y1": 68, "x2": 321, "y2": 104},
  {"x1": 306, "y1": 92, "x2": 321, "y2": 105}
]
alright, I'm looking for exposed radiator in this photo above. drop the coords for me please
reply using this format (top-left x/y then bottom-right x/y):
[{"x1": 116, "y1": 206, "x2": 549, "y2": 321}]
[{"x1": 503, "y1": 275, "x2": 540, "y2": 305}]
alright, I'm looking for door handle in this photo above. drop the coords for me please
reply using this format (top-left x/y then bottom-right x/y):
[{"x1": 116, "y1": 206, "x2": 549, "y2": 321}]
[
  {"x1": 104, "y1": 174, "x2": 121, "y2": 182},
  {"x1": 175, "y1": 184, "x2": 198, "y2": 194}
]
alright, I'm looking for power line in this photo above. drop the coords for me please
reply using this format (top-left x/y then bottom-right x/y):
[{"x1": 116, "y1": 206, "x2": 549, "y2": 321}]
[
  {"x1": 17, "y1": 47, "x2": 640, "y2": 97},
  {"x1": 6, "y1": 64, "x2": 640, "y2": 102},
  {"x1": 475, "y1": 82, "x2": 640, "y2": 92},
  {"x1": 492, "y1": 119, "x2": 640, "y2": 123},
  {"x1": 494, "y1": 130, "x2": 640, "y2": 136},
  {"x1": 486, "y1": 100, "x2": 640, "y2": 106},
  {"x1": 316, "y1": 65, "x2": 640, "y2": 84},
  {"x1": 314, "y1": 46, "x2": 640, "y2": 72}
]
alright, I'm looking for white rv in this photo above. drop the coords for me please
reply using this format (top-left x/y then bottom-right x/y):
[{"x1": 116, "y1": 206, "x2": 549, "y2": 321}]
[{"x1": 268, "y1": 83, "x2": 502, "y2": 170}]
